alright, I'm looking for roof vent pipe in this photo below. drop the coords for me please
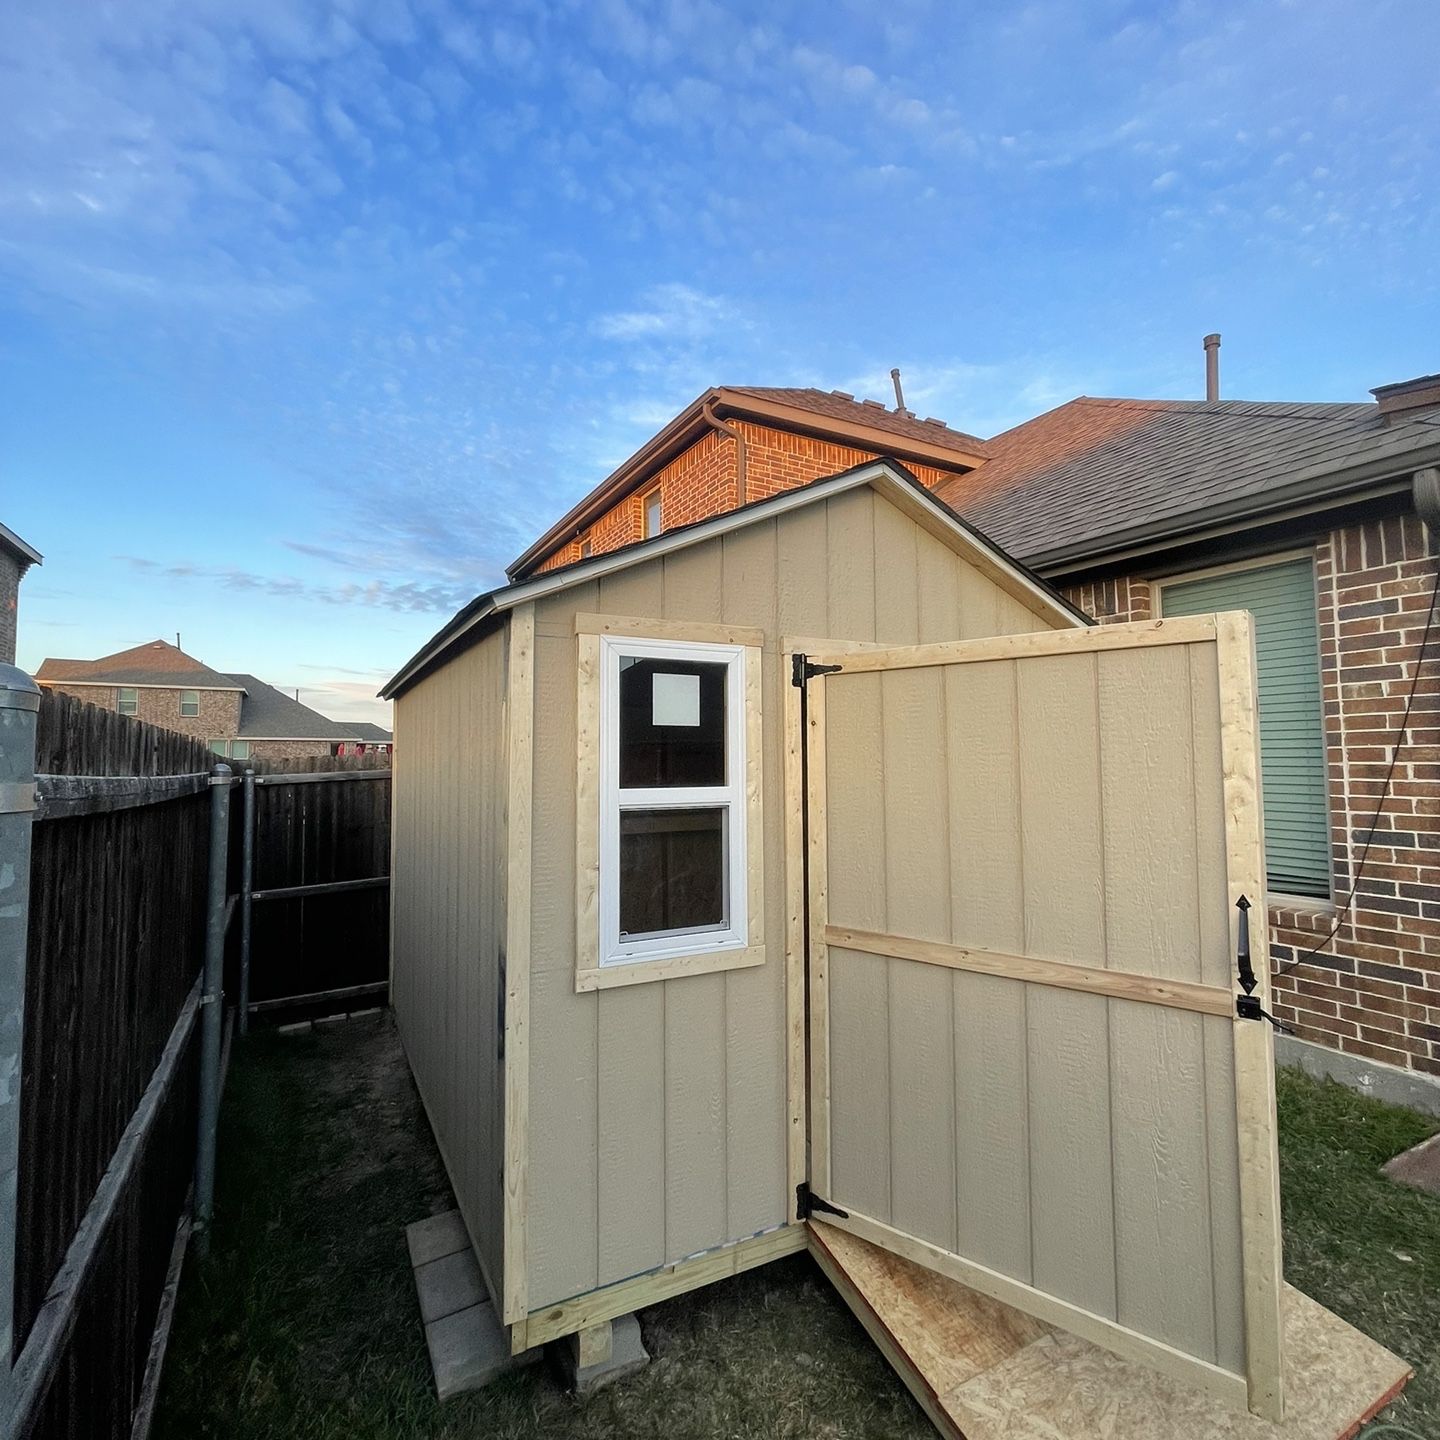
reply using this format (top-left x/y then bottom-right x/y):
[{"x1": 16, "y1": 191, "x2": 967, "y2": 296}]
[
  {"x1": 1204, "y1": 333, "x2": 1221, "y2": 403},
  {"x1": 890, "y1": 367, "x2": 914, "y2": 418}
]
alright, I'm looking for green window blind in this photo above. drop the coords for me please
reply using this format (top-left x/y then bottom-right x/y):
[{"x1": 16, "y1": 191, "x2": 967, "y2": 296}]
[{"x1": 1161, "y1": 557, "x2": 1330, "y2": 898}]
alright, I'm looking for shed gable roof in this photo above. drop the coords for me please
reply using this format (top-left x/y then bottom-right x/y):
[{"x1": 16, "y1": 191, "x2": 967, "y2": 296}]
[{"x1": 383, "y1": 457, "x2": 1087, "y2": 699}]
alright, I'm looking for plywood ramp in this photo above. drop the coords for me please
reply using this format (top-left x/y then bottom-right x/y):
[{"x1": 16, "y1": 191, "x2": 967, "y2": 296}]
[{"x1": 810, "y1": 1223, "x2": 1411, "y2": 1440}]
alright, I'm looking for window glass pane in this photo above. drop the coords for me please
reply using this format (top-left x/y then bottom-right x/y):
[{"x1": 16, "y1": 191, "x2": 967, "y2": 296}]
[
  {"x1": 231, "y1": 740, "x2": 251, "y2": 760},
  {"x1": 619, "y1": 807, "x2": 726, "y2": 938},
  {"x1": 209, "y1": 740, "x2": 228, "y2": 756},
  {"x1": 118, "y1": 688, "x2": 137, "y2": 715},
  {"x1": 180, "y1": 689, "x2": 199, "y2": 716},
  {"x1": 618, "y1": 656, "x2": 726, "y2": 787},
  {"x1": 644, "y1": 490, "x2": 662, "y2": 537}
]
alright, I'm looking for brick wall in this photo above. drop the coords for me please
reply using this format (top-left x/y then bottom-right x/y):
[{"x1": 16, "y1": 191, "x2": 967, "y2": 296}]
[
  {"x1": 45, "y1": 683, "x2": 243, "y2": 740},
  {"x1": 245, "y1": 738, "x2": 335, "y2": 760},
  {"x1": 534, "y1": 423, "x2": 961, "y2": 573},
  {"x1": 1062, "y1": 512, "x2": 1440, "y2": 1076},
  {"x1": 0, "y1": 548, "x2": 19, "y2": 664}
]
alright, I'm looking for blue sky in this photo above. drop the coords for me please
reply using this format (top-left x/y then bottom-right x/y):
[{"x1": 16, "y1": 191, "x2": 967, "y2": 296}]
[{"x1": 2, "y1": 0, "x2": 1436, "y2": 724}]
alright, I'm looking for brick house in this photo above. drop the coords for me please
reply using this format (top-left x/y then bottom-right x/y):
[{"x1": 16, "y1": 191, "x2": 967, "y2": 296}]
[
  {"x1": 1, "y1": 521, "x2": 42, "y2": 666},
  {"x1": 36, "y1": 639, "x2": 391, "y2": 761},
  {"x1": 508, "y1": 385, "x2": 989, "y2": 580},
  {"x1": 517, "y1": 370, "x2": 1440, "y2": 1086}
]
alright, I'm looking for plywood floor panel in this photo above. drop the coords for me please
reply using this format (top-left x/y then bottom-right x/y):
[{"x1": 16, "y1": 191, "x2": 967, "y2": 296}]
[{"x1": 811, "y1": 1223, "x2": 1411, "y2": 1440}]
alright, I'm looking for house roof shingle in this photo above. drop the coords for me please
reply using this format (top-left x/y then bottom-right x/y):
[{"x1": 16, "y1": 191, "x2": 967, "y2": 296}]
[
  {"x1": 935, "y1": 397, "x2": 1440, "y2": 569},
  {"x1": 725, "y1": 386, "x2": 989, "y2": 452},
  {"x1": 37, "y1": 639, "x2": 245, "y2": 690},
  {"x1": 224, "y1": 673, "x2": 376, "y2": 741}
]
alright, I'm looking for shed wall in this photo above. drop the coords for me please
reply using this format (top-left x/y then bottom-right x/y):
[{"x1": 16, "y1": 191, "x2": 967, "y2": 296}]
[
  {"x1": 525, "y1": 484, "x2": 1060, "y2": 1309},
  {"x1": 391, "y1": 622, "x2": 509, "y2": 1295}
]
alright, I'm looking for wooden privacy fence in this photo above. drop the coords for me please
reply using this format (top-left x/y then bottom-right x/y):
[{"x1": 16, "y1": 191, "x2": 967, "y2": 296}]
[{"x1": 0, "y1": 682, "x2": 390, "y2": 1440}]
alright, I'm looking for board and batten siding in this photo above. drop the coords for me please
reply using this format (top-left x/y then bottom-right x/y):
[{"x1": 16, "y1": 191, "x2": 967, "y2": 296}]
[
  {"x1": 524, "y1": 483, "x2": 1062, "y2": 1311},
  {"x1": 390, "y1": 621, "x2": 510, "y2": 1298}
]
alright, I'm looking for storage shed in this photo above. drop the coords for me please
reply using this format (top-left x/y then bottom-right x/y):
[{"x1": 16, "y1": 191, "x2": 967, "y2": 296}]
[{"x1": 382, "y1": 457, "x2": 1291, "y2": 1422}]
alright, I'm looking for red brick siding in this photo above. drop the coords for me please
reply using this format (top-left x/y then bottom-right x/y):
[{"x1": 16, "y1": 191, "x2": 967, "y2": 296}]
[
  {"x1": 533, "y1": 423, "x2": 960, "y2": 573},
  {"x1": 244, "y1": 738, "x2": 335, "y2": 760},
  {"x1": 1064, "y1": 513, "x2": 1440, "y2": 1076},
  {"x1": 45, "y1": 682, "x2": 242, "y2": 741}
]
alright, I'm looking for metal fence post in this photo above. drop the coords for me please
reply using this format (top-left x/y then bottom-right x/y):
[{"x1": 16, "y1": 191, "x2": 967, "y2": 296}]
[
  {"x1": 193, "y1": 763, "x2": 231, "y2": 1259},
  {"x1": 239, "y1": 769, "x2": 255, "y2": 1036},
  {"x1": 0, "y1": 665, "x2": 40, "y2": 1399}
]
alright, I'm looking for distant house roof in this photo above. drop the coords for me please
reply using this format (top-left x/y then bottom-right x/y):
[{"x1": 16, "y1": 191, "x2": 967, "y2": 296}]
[
  {"x1": 508, "y1": 385, "x2": 991, "y2": 579},
  {"x1": 37, "y1": 639, "x2": 245, "y2": 690},
  {"x1": 347, "y1": 721, "x2": 394, "y2": 743},
  {"x1": 224, "y1": 673, "x2": 376, "y2": 742},
  {"x1": 935, "y1": 397, "x2": 1440, "y2": 574},
  {"x1": 1, "y1": 521, "x2": 42, "y2": 569}
]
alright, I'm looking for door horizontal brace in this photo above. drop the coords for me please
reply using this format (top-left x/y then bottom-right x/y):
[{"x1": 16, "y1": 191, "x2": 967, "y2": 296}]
[{"x1": 822, "y1": 925, "x2": 1234, "y2": 1017}]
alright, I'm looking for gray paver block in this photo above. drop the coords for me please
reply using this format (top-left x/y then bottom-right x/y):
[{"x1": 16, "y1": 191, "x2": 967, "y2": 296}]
[
  {"x1": 426, "y1": 1299, "x2": 540, "y2": 1401},
  {"x1": 553, "y1": 1312, "x2": 650, "y2": 1396},
  {"x1": 415, "y1": 1245, "x2": 486, "y2": 1324},
  {"x1": 406, "y1": 1209, "x2": 471, "y2": 1268}
]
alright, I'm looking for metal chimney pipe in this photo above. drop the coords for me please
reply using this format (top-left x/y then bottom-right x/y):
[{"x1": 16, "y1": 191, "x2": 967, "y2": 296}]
[
  {"x1": 1203, "y1": 333, "x2": 1221, "y2": 403},
  {"x1": 890, "y1": 367, "x2": 910, "y2": 416}
]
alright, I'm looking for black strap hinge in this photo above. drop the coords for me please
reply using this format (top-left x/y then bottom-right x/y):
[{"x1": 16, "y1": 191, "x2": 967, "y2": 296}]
[
  {"x1": 1236, "y1": 994, "x2": 1292, "y2": 1034},
  {"x1": 796, "y1": 1182, "x2": 849, "y2": 1222},
  {"x1": 791, "y1": 653, "x2": 844, "y2": 688}
]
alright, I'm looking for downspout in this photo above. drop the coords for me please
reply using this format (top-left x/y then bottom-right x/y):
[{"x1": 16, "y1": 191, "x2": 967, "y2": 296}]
[{"x1": 702, "y1": 399, "x2": 748, "y2": 506}]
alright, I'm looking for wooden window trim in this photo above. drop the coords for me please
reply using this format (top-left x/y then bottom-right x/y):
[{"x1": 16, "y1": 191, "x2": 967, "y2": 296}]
[{"x1": 575, "y1": 616, "x2": 765, "y2": 993}]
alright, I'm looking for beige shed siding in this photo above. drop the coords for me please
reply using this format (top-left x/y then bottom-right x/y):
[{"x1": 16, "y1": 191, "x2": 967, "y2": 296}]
[
  {"x1": 821, "y1": 640, "x2": 1246, "y2": 1375},
  {"x1": 390, "y1": 623, "x2": 509, "y2": 1297},
  {"x1": 525, "y1": 484, "x2": 1060, "y2": 1310}
]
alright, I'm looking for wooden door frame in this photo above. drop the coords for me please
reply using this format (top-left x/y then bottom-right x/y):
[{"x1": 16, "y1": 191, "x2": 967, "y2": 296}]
[{"x1": 796, "y1": 615, "x2": 1285, "y2": 1421}]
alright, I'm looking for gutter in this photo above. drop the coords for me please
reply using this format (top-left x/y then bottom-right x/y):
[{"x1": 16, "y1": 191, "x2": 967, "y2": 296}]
[{"x1": 702, "y1": 398, "x2": 748, "y2": 504}]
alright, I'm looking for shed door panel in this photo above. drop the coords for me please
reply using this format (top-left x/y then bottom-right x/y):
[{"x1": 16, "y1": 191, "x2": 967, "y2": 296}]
[{"x1": 806, "y1": 618, "x2": 1284, "y2": 1420}]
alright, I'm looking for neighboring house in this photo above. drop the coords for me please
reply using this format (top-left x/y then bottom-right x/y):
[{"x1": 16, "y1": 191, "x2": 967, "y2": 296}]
[
  {"x1": 518, "y1": 366, "x2": 1440, "y2": 1083},
  {"x1": 1, "y1": 521, "x2": 42, "y2": 665},
  {"x1": 36, "y1": 639, "x2": 386, "y2": 760},
  {"x1": 509, "y1": 385, "x2": 989, "y2": 579},
  {"x1": 935, "y1": 374, "x2": 1440, "y2": 1080},
  {"x1": 338, "y1": 721, "x2": 394, "y2": 757}
]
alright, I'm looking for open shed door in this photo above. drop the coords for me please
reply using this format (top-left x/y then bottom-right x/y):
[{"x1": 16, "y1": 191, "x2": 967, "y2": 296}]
[{"x1": 801, "y1": 615, "x2": 1285, "y2": 1421}]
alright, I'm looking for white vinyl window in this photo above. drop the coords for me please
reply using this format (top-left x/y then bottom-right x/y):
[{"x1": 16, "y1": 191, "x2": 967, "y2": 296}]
[
  {"x1": 180, "y1": 689, "x2": 200, "y2": 717},
  {"x1": 598, "y1": 634, "x2": 747, "y2": 967},
  {"x1": 642, "y1": 488, "x2": 662, "y2": 539},
  {"x1": 117, "y1": 687, "x2": 138, "y2": 716}
]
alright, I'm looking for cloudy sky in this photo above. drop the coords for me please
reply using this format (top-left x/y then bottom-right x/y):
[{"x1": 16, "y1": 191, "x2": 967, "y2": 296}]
[{"x1": 2, "y1": 0, "x2": 1436, "y2": 723}]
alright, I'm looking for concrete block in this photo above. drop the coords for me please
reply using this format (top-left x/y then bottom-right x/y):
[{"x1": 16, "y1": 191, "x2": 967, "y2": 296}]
[
  {"x1": 426, "y1": 1299, "x2": 540, "y2": 1401},
  {"x1": 1383, "y1": 1131, "x2": 1440, "y2": 1196},
  {"x1": 1277, "y1": 1034, "x2": 1440, "y2": 1117},
  {"x1": 552, "y1": 1313, "x2": 650, "y2": 1396},
  {"x1": 415, "y1": 1246, "x2": 486, "y2": 1324},
  {"x1": 406, "y1": 1209, "x2": 470, "y2": 1268}
]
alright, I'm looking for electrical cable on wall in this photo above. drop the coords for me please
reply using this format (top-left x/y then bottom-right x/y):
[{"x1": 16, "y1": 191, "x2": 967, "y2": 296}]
[{"x1": 1277, "y1": 558, "x2": 1440, "y2": 978}]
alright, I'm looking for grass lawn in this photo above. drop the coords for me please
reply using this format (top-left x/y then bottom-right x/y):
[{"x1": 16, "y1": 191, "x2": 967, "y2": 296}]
[{"x1": 156, "y1": 1015, "x2": 1440, "y2": 1440}]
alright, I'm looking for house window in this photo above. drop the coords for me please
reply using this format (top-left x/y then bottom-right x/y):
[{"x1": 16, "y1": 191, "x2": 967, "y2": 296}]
[
  {"x1": 642, "y1": 488, "x2": 662, "y2": 539},
  {"x1": 1159, "y1": 554, "x2": 1330, "y2": 899},
  {"x1": 580, "y1": 539, "x2": 593, "y2": 559},
  {"x1": 574, "y1": 620, "x2": 765, "y2": 990},
  {"x1": 231, "y1": 740, "x2": 251, "y2": 761},
  {"x1": 117, "y1": 687, "x2": 138, "y2": 716},
  {"x1": 180, "y1": 689, "x2": 200, "y2": 717},
  {"x1": 209, "y1": 739, "x2": 227, "y2": 756}
]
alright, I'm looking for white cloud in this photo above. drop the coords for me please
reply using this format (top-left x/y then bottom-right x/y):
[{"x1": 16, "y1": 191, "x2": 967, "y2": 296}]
[{"x1": 592, "y1": 282, "x2": 734, "y2": 342}]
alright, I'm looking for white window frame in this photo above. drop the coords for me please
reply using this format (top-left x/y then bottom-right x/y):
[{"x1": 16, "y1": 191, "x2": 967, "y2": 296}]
[
  {"x1": 642, "y1": 487, "x2": 662, "y2": 539},
  {"x1": 117, "y1": 687, "x2": 138, "y2": 716},
  {"x1": 599, "y1": 634, "x2": 747, "y2": 968},
  {"x1": 180, "y1": 689, "x2": 200, "y2": 717},
  {"x1": 573, "y1": 613, "x2": 766, "y2": 992}
]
